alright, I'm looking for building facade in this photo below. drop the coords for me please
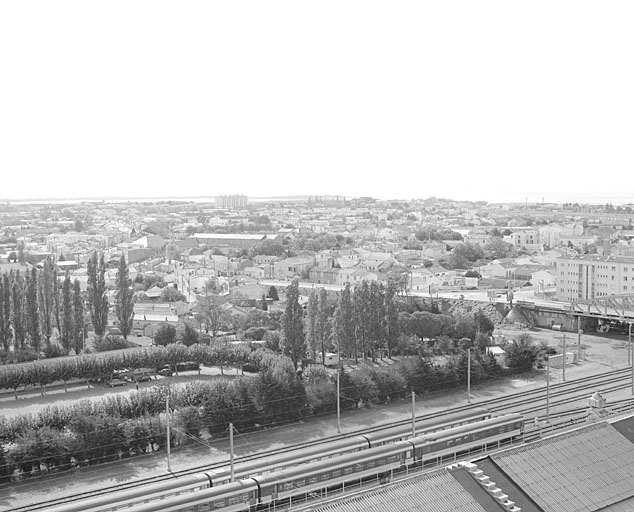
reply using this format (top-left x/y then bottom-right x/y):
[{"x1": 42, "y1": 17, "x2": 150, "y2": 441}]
[
  {"x1": 556, "y1": 254, "x2": 634, "y2": 301},
  {"x1": 215, "y1": 195, "x2": 248, "y2": 208}
]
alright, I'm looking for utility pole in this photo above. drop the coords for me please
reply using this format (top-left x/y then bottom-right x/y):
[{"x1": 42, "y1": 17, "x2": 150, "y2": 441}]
[
  {"x1": 467, "y1": 348, "x2": 471, "y2": 404},
  {"x1": 554, "y1": 333, "x2": 567, "y2": 382},
  {"x1": 546, "y1": 357, "x2": 550, "y2": 422},
  {"x1": 166, "y1": 395, "x2": 171, "y2": 473},
  {"x1": 411, "y1": 391, "x2": 416, "y2": 438},
  {"x1": 627, "y1": 324, "x2": 634, "y2": 395},
  {"x1": 577, "y1": 316, "x2": 582, "y2": 363},
  {"x1": 229, "y1": 422, "x2": 235, "y2": 482},
  {"x1": 336, "y1": 371, "x2": 341, "y2": 434},
  {"x1": 563, "y1": 333, "x2": 566, "y2": 382}
]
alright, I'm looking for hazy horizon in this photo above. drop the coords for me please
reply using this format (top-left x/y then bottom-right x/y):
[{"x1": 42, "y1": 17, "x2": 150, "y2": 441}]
[{"x1": 2, "y1": 1, "x2": 632, "y2": 205}]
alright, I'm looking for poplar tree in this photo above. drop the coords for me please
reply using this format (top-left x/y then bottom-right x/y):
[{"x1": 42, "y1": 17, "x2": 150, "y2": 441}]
[
  {"x1": 353, "y1": 281, "x2": 371, "y2": 361},
  {"x1": 334, "y1": 283, "x2": 355, "y2": 363},
  {"x1": 384, "y1": 282, "x2": 400, "y2": 358},
  {"x1": 87, "y1": 252, "x2": 108, "y2": 336},
  {"x1": 72, "y1": 279, "x2": 85, "y2": 354},
  {"x1": 26, "y1": 267, "x2": 40, "y2": 351},
  {"x1": 38, "y1": 256, "x2": 56, "y2": 344},
  {"x1": 114, "y1": 255, "x2": 135, "y2": 340},
  {"x1": 11, "y1": 271, "x2": 25, "y2": 351},
  {"x1": 281, "y1": 278, "x2": 306, "y2": 369},
  {"x1": 315, "y1": 287, "x2": 331, "y2": 365},
  {"x1": 305, "y1": 290, "x2": 319, "y2": 360},
  {"x1": 0, "y1": 275, "x2": 11, "y2": 351},
  {"x1": 60, "y1": 274, "x2": 73, "y2": 352}
]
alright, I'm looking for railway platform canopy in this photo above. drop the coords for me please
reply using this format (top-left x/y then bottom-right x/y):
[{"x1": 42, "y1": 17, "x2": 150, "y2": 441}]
[{"x1": 308, "y1": 415, "x2": 634, "y2": 512}]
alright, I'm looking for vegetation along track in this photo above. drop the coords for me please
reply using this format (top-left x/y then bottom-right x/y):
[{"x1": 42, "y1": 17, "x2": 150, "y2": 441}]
[{"x1": 8, "y1": 367, "x2": 634, "y2": 512}]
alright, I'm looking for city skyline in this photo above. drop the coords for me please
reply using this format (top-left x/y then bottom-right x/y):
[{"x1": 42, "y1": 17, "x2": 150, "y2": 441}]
[{"x1": 1, "y1": 1, "x2": 632, "y2": 205}]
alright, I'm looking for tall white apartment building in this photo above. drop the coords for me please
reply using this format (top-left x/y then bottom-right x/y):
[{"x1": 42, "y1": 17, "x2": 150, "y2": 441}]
[{"x1": 556, "y1": 254, "x2": 634, "y2": 302}]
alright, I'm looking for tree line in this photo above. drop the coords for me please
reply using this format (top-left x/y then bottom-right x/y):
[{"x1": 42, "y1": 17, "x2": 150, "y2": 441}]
[
  {"x1": 0, "y1": 344, "x2": 518, "y2": 482},
  {"x1": 280, "y1": 279, "x2": 496, "y2": 369},
  {"x1": 0, "y1": 253, "x2": 136, "y2": 363}
]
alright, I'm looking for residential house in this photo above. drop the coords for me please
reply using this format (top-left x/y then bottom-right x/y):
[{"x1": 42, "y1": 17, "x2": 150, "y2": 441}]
[
  {"x1": 273, "y1": 256, "x2": 315, "y2": 280},
  {"x1": 309, "y1": 267, "x2": 340, "y2": 285},
  {"x1": 336, "y1": 268, "x2": 378, "y2": 286}
]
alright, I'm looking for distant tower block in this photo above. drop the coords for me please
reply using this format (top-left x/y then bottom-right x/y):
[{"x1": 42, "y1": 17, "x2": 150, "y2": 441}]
[{"x1": 215, "y1": 195, "x2": 248, "y2": 209}]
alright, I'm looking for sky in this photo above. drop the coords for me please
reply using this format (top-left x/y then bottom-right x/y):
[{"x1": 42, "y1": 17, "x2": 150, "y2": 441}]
[{"x1": 1, "y1": 1, "x2": 633, "y2": 205}]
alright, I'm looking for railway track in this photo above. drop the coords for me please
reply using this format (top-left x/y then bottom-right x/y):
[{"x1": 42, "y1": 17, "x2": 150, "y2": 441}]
[{"x1": 6, "y1": 366, "x2": 634, "y2": 512}]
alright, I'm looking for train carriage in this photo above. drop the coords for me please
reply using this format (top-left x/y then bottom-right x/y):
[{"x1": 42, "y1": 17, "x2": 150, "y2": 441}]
[
  {"x1": 114, "y1": 479, "x2": 259, "y2": 512},
  {"x1": 204, "y1": 436, "x2": 370, "y2": 486},
  {"x1": 47, "y1": 473, "x2": 214, "y2": 512},
  {"x1": 252, "y1": 440, "x2": 414, "y2": 506},
  {"x1": 362, "y1": 407, "x2": 491, "y2": 447},
  {"x1": 410, "y1": 413, "x2": 524, "y2": 467}
]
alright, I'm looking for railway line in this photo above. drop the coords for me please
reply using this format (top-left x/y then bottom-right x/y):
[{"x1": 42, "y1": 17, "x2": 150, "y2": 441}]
[{"x1": 5, "y1": 366, "x2": 634, "y2": 512}]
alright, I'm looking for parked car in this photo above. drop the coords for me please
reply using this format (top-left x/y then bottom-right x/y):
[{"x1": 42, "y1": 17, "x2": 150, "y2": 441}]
[
  {"x1": 107, "y1": 378, "x2": 127, "y2": 387},
  {"x1": 157, "y1": 366, "x2": 173, "y2": 377},
  {"x1": 129, "y1": 369, "x2": 153, "y2": 382},
  {"x1": 175, "y1": 361, "x2": 200, "y2": 372}
]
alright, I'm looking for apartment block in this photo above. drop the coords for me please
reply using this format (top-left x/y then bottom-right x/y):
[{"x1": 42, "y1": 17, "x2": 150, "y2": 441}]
[{"x1": 556, "y1": 254, "x2": 634, "y2": 302}]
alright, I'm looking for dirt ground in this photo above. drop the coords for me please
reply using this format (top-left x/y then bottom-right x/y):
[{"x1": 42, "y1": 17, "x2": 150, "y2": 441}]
[{"x1": 1, "y1": 327, "x2": 633, "y2": 510}]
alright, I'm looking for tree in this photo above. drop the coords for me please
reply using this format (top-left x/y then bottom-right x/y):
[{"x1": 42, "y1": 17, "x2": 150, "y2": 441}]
[
  {"x1": 0, "y1": 275, "x2": 12, "y2": 352},
  {"x1": 87, "y1": 253, "x2": 108, "y2": 337},
  {"x1": 7, "y1": 251, "x2": 17, "y2": 263},
  {"x1": 114, "y1": 255, "x2": 135, "y2": 340},
  {"x1": 281, "y1": 278, "x2": 306, "y2": 368},
  {"x1": 268, "y1": 285, "x2": 279, "y2": 301},
  {"x1": 11, "y1": 271, "x2": 26, "y2": 351},
  {"x1": 25, "y1": 267, "x2": 40, "y2": 352},
  {"x1": 72, "y1": 279, "x2": 84, "y2": 354},
  {"x1": 384, "y1": 282, "x2": 400, "y2": 358},
  {"x1": 60, "y1": 274, "x2": 73, "y2": 353},
  {"x1": 17, "y1": 241, "x2": 26, "y2": 264},
  {"x1": 334, "y1": 283, "x2": 355, "y2": 362},
  {"x1": 306, "y1": 290, "x2": 319, "y2": 360},
  {"x1": 38, "y1": 256, "x2": 56, "y2": 344},
  {"x1": 154, "y1": 324, "x2": 177, "y2": 346},
  {"x1": 160, "y1": 286, "x2": 187, "y2": 303},
  {"x1": 504, "y1": 333, "x2": 540, "y2": 370},
  {"x1": 485, "y1": 237, "x2": 511, "y2": 260},
  {"x1": 315, "y1": 287, "x2": 332, "y2": 365},
  {"x1": 196, "y1": 295, "x2": 227, "y2": 338},
  {"x1": 179, "y1": 321, "x2": 199, "y2": 347}
]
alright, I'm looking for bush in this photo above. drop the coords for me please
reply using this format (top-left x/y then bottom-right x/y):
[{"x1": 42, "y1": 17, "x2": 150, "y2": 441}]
[
  {"x1": 42, "y1": 343, "x2": 68, "y2": 359},
  {"x1": 244, "y1": 326, "x2": 267, "y2": 341},
  {"x1": 154, "y1": 325, "x2": 177, "y2": 346},
  {"x1": 94, "y1": 335, "x2": 133, "y2": 352},
  {"x1": 14, "y1": 348, "x2": 41, "y2": 363}
]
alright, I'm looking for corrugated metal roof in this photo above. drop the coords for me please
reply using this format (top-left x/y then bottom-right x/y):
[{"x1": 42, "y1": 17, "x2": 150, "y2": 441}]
[
  {"x1": 492, "y1": 422, "x2": 634, "y2": 512},
  {"x1": 476, "y1": 457, "x2": 544, "y2": 512},
  {"x1": 310, "y1": 472, "x2": 488, "y2": 512}
]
